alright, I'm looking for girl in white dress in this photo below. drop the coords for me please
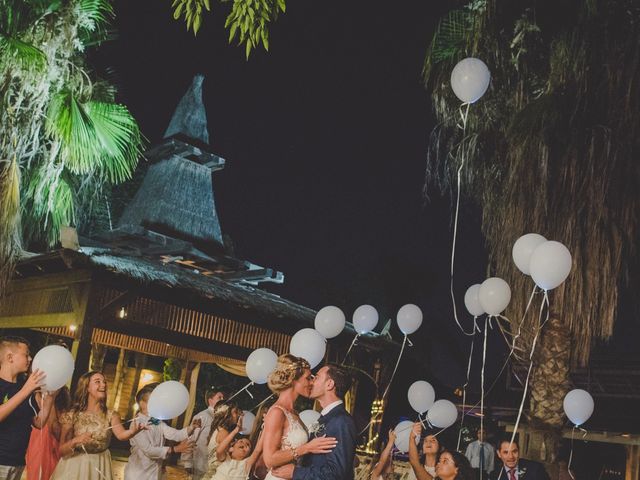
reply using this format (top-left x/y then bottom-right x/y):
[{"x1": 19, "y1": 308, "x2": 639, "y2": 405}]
[
  {"x1": 261, "y1": 354, "x2": 338, "y2": 480},
  {"x1": 210, "y1": 416, "x2": 263, "y2": 480},
  {"x1": 205, "y1": 402, "x2": 243, "y2": 478},
  {"x1": 408, "y1": 422, "x2": 442, "y2": 480}
]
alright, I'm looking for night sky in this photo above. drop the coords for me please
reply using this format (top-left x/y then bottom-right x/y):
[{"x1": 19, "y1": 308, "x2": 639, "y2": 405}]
[{"x1": 94, "y1": 0, "x2": 638, "y2": 428}]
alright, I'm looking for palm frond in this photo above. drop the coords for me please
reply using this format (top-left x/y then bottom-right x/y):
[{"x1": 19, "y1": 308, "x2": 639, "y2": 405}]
[
  {"x1": 0, "y1": 36, "x2": 46, "y2": 71},
  {"x1": 46, "y1": 91, "x2": 141, "y2": 184}
]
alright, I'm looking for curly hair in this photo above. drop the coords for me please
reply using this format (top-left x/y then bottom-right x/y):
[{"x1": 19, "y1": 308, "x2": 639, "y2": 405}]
[
  {"x1": 267, "y1": 354, "x2": 310, "y2": 394},
  {"x1": 210, "y1": 401, "x2": 240, "y2": 436}
]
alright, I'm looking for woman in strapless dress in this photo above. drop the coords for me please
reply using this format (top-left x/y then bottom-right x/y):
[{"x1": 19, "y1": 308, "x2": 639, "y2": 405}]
[{"x1": 261, "y1": 354, "x2": 337, "y2": 480}]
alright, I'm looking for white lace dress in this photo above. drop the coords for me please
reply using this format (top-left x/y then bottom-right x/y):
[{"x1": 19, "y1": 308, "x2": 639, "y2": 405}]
[{"x1": 264, "y1": 406, "x2": 308, "y2": 480}]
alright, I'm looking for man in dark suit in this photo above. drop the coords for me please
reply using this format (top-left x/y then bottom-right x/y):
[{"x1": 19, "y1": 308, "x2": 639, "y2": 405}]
[
  {"x1": 272, "y1": 364, "x2": 357, "y2": 480},
  {"x1": 491, "y1": 437, "x2": 550, "y2": 480}
]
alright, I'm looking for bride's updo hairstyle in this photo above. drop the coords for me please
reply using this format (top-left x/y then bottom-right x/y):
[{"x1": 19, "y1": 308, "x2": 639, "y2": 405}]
[{"x1": 267, "y1": 354, "x2": 311, "y2": 394}]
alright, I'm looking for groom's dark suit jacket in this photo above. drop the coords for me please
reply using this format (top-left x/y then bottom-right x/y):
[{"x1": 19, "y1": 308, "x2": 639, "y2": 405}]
[{"x1": 292, "y1": 403, "x2": 357, "y2": 480}]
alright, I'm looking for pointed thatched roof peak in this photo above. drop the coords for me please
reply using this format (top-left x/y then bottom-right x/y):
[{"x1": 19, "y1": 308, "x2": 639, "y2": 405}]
[{"x1": 164, "y1": 74, "x2": 210, "y2": 145}]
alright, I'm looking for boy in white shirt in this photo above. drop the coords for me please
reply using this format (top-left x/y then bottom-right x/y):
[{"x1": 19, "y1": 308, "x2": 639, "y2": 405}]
[
  {"x1": 182, "y1": 387, "x2": 226, "y2": 480},
  {"x1": 124, "y1": 384, "x2": 199, "y2": 480}
]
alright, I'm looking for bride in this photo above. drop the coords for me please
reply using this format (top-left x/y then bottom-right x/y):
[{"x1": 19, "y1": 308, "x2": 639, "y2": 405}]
[{"x1": 261, "y1": 354, "x2": 337, "y2": 480}]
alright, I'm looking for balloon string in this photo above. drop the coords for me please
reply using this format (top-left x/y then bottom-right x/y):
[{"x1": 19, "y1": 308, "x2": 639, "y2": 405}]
[
  {"x1": 567, "y1": 425, "x2": 576, "y2": 480},
  {"x1": 381, "y1": 335, "x2": 408, "y2": 400},
  {"x1": 449, "y1": 101, "x2": 475, "y2": 337},
  {"x1": 227, "y1": 381, "x2": 255, "y2": 402},
  {"x1": 104, "y1": 416, "x2": 136, "y2": 432},
  {"x1": 358, "y1": 335, "x2": 409, "y2": 436},
  {"x1": 341, "y1": 334, "x2": 360, "y2": 365},
  {"x1": 457, "y1": 326, "x2": 476, "y2": 451},
  {"x1": 509, "y1": 292, "x2": 548, "y2": 450},
  {"x1": 250, "y1": 393, "x2": 276, "y2": 413},
  {"x1": 479, "y1": 317, "x2": 489, "y2": 480}
]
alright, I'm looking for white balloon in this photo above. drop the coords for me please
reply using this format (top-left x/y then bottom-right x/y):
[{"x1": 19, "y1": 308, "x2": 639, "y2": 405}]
[
  {"x1": 529, "y1": 241, "x2": 572, "y2": 291},
  {"x1": 478, "y1": 277, "x2": 511, "y2": 316},
  {"x1": 407, "y1": 381, "x2": 435, "y2": 414},
  {"x1": 148, "y1": 381, "x2": 190, "y2": 420},
  {"x1": 450, "y1": 58, "x2": 491, "y2": 104},
  {"x1": 512, "y1": 233, "x2": 547, "y2": 275},
  {"x1": 464, "y1": 284, "x2": 485, "y2": 317},
  {"x1": 299, "y1": 409, "x2": 321, "y2": 430},
  {"x1": 31, "y1": 345, "x2": 75, "y2": 392},
  {"x1": 427, "y1": 399, "x2": 458, "y2": 428},
  {"x1": 397, "y1": 304, "x2": 423, "y2": 335},
  {"x1": 246, "y1": 348, "x2": 278, "y2": 384},
  {"x1": 563, "y1": 389, "x2": 594, "y2": 426},
  {"x1": 315, "y1": 306, "x2": 346, "y2": 339},
  {"x1": 394, "y1": 420, "x2": 419, "y2": 453},
  {"x1": 290, "y1": 328, "x2": 326, "y2": 369},
  {"x1": 241, "y1": 410, "x2": 256, "y2": 435},
  {"x1": 352, "y1": 305, "x2": 378, "y2": 334}
]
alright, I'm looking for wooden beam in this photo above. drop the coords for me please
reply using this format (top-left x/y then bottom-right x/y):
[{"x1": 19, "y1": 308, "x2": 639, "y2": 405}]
[
  {"x1": 0, "y1": 313, "x2": 77, "y2": 328},
  {"x1": 8, "y1": 270, "x2": 91, "y2": 293},
  {"x1": 99, "y1": 317, "x2": 253, "y2": 361},
  {"x1": 70, "y1": 284, "x2": 95, "y2": 389}
]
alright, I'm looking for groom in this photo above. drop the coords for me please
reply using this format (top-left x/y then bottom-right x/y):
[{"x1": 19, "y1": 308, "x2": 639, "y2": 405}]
[{"x1": 272, "y1": 364, "x2": 357, "y2": 480}]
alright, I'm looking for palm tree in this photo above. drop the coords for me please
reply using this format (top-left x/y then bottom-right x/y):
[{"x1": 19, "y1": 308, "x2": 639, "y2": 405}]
[
  {"x1": 0, "y1": 0, "x2": 142, "y2": 291},
  {"x1": 422, "y1": 0, "x2": 639, "y2": 462}
]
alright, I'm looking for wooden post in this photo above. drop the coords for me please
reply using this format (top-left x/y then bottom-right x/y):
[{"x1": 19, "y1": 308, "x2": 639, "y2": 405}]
[
  {"x1": 108, "y1": 348, "x2": 126, "y2": 411},
  {"x1": 173, "y1": 361, "x2": 190, "y2": 428},
  {"x1": 627, "y1": 445, "x2": 640, "y2": 480},
  {"x1": 70, "y1": 284, "x2": 92, "y2": 390},
  {"x1": 183, "y1": 362, "x2": 201, "y2": 428},
  {"x1": 126, "y1": 352, "x2": 147, "y2": 418}
]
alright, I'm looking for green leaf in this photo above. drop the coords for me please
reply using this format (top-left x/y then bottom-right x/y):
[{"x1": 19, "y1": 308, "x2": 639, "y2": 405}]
[
  {"x1": 0, "y1": 36, "x2": 47, "y2": 72},
  {"x1": 261, "y1": 28, "x2": 269, "y2": 51},
  {"x1": 228, "y1": 21, "x2": 238, "y2": 43},
  {"x1": 245, "y1": 37, "x2": 252, "y2": 59}
]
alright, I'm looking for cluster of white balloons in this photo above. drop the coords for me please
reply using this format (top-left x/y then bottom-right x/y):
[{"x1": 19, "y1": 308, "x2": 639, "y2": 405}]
[
  {"x1": 513, "y1": 234, "x2": 572, "y2": 290},
  {"x1": 464, "y1": 277, "x2": 512, "y2": 318},
  {"x1": 393, "y1": 380, "x2": 458, "y2": 452},
  {"x1": 563, "y1": 389, "x2": 594, "y2": 426},
  {"x1": 32, "y1": 345, "x2": 75, "y2": 392}
]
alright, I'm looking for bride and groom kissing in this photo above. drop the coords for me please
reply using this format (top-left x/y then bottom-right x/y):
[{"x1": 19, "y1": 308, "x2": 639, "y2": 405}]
[{"x1": 261, "y1": 355, "x2": 357, "y2": 480}]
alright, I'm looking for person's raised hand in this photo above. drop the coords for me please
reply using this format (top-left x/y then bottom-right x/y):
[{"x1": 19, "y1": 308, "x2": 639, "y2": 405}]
[
  {"x1": 388, "y1": 428, "x2": 397, "y2": 444},
  {"x1": 410, "y1": 422, "x2": 422, "y2": 438},
  {"x1": 129, "y1": 418, "x2": 147, "y2": 435},
  {"x1": 188, "y1": 418, "x2": 202, "y2": 435},
  {"x1": 302, "y1": 435, "x2": 337, "y2": 454},
  {"x1": 23, "y1": 369, "x2": 46, "y2": 394}
]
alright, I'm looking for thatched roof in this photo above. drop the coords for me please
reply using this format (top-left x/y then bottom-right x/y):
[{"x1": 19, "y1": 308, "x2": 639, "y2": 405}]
[
  {"x1": 62, "y1": 247, "x2": 313, "y2": 333},
  {"x1": 164, "y1": 74, "x2": 210, "y2": 145},
  {"x1": 117, "y1": 153, "x2": 224, "y2": 252}
]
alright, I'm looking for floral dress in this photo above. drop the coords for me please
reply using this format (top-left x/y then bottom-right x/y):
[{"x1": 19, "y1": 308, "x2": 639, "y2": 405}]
[{"x1": 50, "y1": 410, "x2": 114, "y2": 480}]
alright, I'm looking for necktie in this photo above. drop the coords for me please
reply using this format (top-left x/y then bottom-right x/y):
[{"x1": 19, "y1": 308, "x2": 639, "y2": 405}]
[
  {"x1": 509, "y1": 468, "x2": 517, "y2": 480},
  {"x1": 479, "y1": 443, "x2": 485, "y2": 472}
]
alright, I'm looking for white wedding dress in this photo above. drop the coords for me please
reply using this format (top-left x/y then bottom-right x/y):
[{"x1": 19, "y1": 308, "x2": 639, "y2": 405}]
[{"x1": 264, "y1": 406, "x2": 309, "y2": 480}]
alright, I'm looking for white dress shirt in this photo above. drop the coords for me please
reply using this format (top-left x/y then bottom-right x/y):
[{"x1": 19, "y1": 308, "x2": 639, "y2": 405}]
[
  {"x1": 124, "y1": 413, "x2": 189, "y2": 480},
  {"x1": 181, "y1": 407, "x2": 215, "y2": 477},
  {"x1": 320, "y1": 400, "x2": 343, "y2": 416},
  {"x1": 465, "y1": 440, "x2": 495, "y2": 473}
]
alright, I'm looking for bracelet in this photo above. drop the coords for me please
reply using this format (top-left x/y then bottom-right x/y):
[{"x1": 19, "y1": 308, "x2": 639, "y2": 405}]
[{"x1": 291, "y1": 446, "x2": 299, "y2": 462}]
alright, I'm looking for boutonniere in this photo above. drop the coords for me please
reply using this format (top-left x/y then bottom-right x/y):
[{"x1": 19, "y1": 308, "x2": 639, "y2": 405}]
[
  {"x1": 308, "y1": 421, "x2": 325, "y2": 436},
  {"x1": 517, "y1": 467, "x2": 527, "y2": 477}
]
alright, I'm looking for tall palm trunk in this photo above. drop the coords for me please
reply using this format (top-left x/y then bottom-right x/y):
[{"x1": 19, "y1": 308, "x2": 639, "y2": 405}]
[{"x1": 525, "y1": 315, "x2": 571, "y2": 465}]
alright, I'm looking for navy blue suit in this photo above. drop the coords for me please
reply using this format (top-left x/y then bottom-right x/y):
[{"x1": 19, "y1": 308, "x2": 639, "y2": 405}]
[{"x1": 292, "y1": 404, "x2": 357, "y2": 480}]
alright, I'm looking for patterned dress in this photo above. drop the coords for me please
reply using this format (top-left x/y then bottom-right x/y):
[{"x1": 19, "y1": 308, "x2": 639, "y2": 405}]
[{"x1": 50, "y1": 410, "x2": 114, "y2": 480}]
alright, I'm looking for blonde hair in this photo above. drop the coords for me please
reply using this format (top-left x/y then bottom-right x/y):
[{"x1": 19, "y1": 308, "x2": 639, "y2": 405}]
[{"x1": 267, "y1": 354, "x2": 310, "y2": 394}]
